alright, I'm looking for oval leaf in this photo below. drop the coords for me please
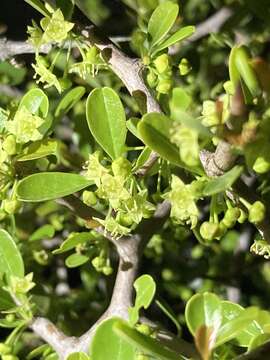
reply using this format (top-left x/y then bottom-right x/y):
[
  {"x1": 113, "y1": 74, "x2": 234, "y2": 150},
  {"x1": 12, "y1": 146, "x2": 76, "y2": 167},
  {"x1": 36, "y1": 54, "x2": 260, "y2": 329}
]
[
  {"x1": 19, "y1": 88, "x2": 49, "y2": 117},
  {"x1": 17, "y1": 139, "x2": 58, "y2": 161},
  {"x1": 53, "y1": 232, "x2": 95, "y2": 254},
  {"x1": 17, "y1": 172, "x2": 93, "y2": 202},
  {"x1": 148, "y1": 2, "x2": 179, "y2": 48},
  {"x1": 0, "y1": 229, "x2": 24, "y2": 282},
  {"x1": 185, "y1": 292, "x2": 222, "y2": 337},
  {"x1": 55, "y1": 86, "x2": 85, "y2": 118},
  {"x1": 86, "y1": 87, "x2": 127, "y2": 159},
  {"x1": 203, "y1": 166, "x2": 243, "y2": 196},
  {"x1": 90, "y1": 318, "x2": 137, "y2": 360},
  {"x1": 153, "y1": 26, "x2": 195, "y2": 54},
  {"x1": 65, "y1": 254, "x2": 89, "y2": 268},
  {"x1": 114, "y1": 320, "x2": 180, "y2": 360},
  {"x1": 138, "y1": 112, "x2": 184, "y2": 167}
]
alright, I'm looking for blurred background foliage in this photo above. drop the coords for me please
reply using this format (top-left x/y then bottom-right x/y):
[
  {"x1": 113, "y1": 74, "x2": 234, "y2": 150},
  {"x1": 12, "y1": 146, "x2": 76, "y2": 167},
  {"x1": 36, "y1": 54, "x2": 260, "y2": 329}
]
[{"x1": 1, "y1": 0, "x2": 270, "y2": 351}]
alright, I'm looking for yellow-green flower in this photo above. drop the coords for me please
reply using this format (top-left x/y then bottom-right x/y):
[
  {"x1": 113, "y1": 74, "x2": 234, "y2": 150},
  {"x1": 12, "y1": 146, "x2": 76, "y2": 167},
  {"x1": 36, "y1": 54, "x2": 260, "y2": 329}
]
[
  {"x1": 6, "y1": 106, "x2": 45, "y2": 144},
  {"x1": 41, "y1": 9, "x2": 74, "y2": 44}
]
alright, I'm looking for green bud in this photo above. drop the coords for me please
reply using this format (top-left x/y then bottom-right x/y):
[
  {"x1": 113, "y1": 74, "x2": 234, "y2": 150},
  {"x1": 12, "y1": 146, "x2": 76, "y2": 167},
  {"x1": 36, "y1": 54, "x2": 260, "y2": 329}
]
[
  {"x1": 222, "y1": 207, "x2": 241, "y2": 228},
  {"x1": 3, "y1": 199, "x2": 20, "y2": 215},
  {"x1": 142, "y1": 56, "x2": 151, "y2": 66},
  {"x1": 2, "y1": 355, "x2": 19, "y2": 360},
  {"x1": 179, "y1": 58, "x2": 192, "y2": 76},
  {"x1": 5, "y1": 314, "x2": 15, "y2": 323},
  {"x1": 238, "y1": 209, "x2": 247, "y2": 224},
  {"x1": 146, "y1": 69, "x2": 158, "y2": 88},
  {"x1": 154, "y1": 54, "x2": 169, "y2": 73},
  {"x1": 156, "y1": 79, "x2": 172, "y2": 94},
  {"x1": 136, "y1": 323, "x2": 152, "y2": 336},
  {"x1": 83, "y1": 191, "x2": 97, "y2": 206},
  {"x1": 102, "y1": 266, "x2": 113, "y2": 276},
  {"x1": 249, "y1": 201, "x2": 266, "y2": 224},
  {"x1": 118, "y1": 213, "x2": 133, "y2": 227},
  {"x1": 200, "y1": 221, "x2": 219, "y2": 241},
  {"x1": 253, "y1": 156, "x2": 270, "y2": 174},
  {"x1": 0, "y1": 344, "x2": 11, "y2": 355},
  {"x1": 92, "y1": 256, "x2": 105, "y2": 271},
  {"x1": 3, "y1": 135, "x2": 17, "y2": 155}
]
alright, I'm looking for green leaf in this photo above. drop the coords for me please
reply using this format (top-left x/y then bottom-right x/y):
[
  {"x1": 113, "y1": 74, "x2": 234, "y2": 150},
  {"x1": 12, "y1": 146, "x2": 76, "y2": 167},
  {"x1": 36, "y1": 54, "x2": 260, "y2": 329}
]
[
  {"x1": 16, "y1": 172, "x2": 93, "y2": 202},
  {"x1": 67, "y1": 353, "x2": 90, "y2": 360},
  {"x1": 114, "y1": 320, "x2": 180, "y2": 360},
  {"x1": 55, "y1": 86, "x2": 85, "y2": 118},
  {"x1": 138, "y1": 112, "x2": 182, "y2": 166},
  {"x1": 18, "y1": 88, "x2": 49, "y2": 118},
  {"x1": 0, "y1": 229, "x2": 24, "y2": 282},
  {"x1": 25, "y1": 0, "x2": 51, "y2": 16},
  {"x1": 26, "y1": 344, "x2": 52, "y2": 360},
  {"x1": 65, "y1": 253, "x2": 89, "y2": 268},
  {"x1": 129, "y1": 274, "x2": 156, "y2": 326},
  {"x1": 126, "y1": 117, "x2": 142, "y2": 140},
  {"x1": 152, "y1": 26, "x2": 195, "y2": 54},
  {"x1": 172, "y1": 110, "x2": 212, "y2": 138},
  {"x1": 248, "y1": 333, "x2": 270, "y2": 351},
  {"x1": 90, "y1": 318, "x2": 137, "y2": 360},
  {"x1": 29, "y1": 224, "x2": 55, "y2": 242},
  {"x1": 203, "y1": 166, "x2": 243, "y2": 196},
  {"x1": 17, "y1": 139, "x2": 58, "y2": 161},
  {"x1": 86, "y1": 87, "x2": 127, "y2": 159},
  {"x1": 132, "y1": 147, "x2": 152, "y2": 173},
  {"x1": 0, "y1": 289, "x2": 14, "y2": 310},
  {"x1": 53, "y1": 232, "x2": 95, "y2": 254},
  {"x1": 216, "y1": 307, "x2": 259, "y2": 347},
  {"x1": 185, "y1": 292, "x2": 222, "y2": 337},
  {"x1": 170, "y1": 87, "x2": 192, "y2": 113},
  {"x1": 148, "y1": 2, "x2": 179, "y2": 48}
]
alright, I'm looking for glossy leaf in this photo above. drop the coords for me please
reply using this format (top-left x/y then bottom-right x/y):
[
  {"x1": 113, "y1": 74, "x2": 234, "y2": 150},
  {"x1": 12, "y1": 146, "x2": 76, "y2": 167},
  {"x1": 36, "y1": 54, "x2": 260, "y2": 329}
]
[
  {"x1": 29, "y1": 224, "x2": 55, "y2": 242},
  {"x1": 65, "y1": 253, "x2": 89, "y2": 268},
  {"x1": 126, "y1": 117, "x2": 142, "y2": 140},
  {"x1": 55, "y1": 86, "x2": 85, "y2": 118},
  {"x1": 185, "y1": 292, "x2": 222, "y2": 337},
  {"x1": 67, "y1": 353, "x2": 90, "y2": 360},
  {"x1": 148, "y1": 2, "x2": 179, "y2": 48},
  {"x1": 138, "y1": 112, "x2": 182, "y2": 166},
  {"x1": 153, "y1": 26, "x2": 195, "y2": 54},
  {"x1": 25, "y1": 0, "x2": 50, "y2": 16},
  {"x1": 129, "y1": 274, "x2": 156, "y2": 325},
  {"x1": 0, "y1": 229, "x2": 24, "y2": 282},
  {"x1": 53, "y1": 232, "x2": 95, "y2": 254},
  {"x1": 90, "y1": 317, "x2": 137, "y2": 360},
  {"x1": 86, "y1": 87, "x2": 127, "y2": 159},
  {"x1": 18, "y1": 88, "x2": 49, "y2": 118},
  {"x1": 0, "y1": 289, "x2": 14, "y2": 310},
  {"x1": 17, "y1": 172, "x2": 93, "y2": 202},
  {"x1": 215, "y1": 307, "x2": 259, "y2": 347},
  {"x1": 203, "y1": 166, "x2": 243, "y2": 196},
  {"x1": 17, "y1": 139, "x2": 58, "y2": 161},
  {"x1": 114, "y1": 320, "x2": 180, "y2": 360},
  {"x1": 248, "y1": 333, "x2": 270, "y2": 351}
]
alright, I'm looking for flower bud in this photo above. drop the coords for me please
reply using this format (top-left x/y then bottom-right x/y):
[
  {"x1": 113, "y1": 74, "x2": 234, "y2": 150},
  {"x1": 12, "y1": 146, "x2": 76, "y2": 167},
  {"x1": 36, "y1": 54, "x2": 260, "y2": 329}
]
[
  {"x1": 102, "y1": 266, "x2": 113, "y2": 276},
  {"x1": 154, "y1": 54, "x2": 169, "y2": 73},
  {"x1": 83, "y1": 191, "x2": 97, "y2": 206},
  {"x1": 146, "y1": 69, "x2": 158, "y2": 88},
  {"x1": 179, "y1": 58, "x2": 191, "y2": 76},
  {"x1": 136, "y1": 323, "x2": 152, "y2": 336},
  {"x1": 222, "y1": 207, "x2": 241, "y2": 228},
  {"x1": 3, "y1": 135, "x2": 17, "y2": 156},
  {"x1": 253, "y1": 156, "x2": 270, "y2": 174},
  {"x1": 92, "y1": 256, "x2": 105, "y2": 271},
  {"x1": 200, "y1": 221, "x2": 219, "y2": 241},
  {"x1": 3, "y1": 199, "x2": 20, "y2": 215},
  {"x1": 118, "y1": 213, "x2": 133, "y2": 227},
  {"x1": 238, "y1": 209, "x2": 247, "y2": 224},
  {"x1": 249, "y1": 201, "x2": 266, "y2": 224},
  {"x1": 0, "y1": 344, "x2": 11, "y2": 355},
  {"x1": 2, "y1": 355, "x2": 19, "y2": 360},
  {"x1": 5, "y1": 314, "x2": 15, "y2": 323},
  {"x1": 156, "y1": 79, "x2": 172, "y2": 94}
]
